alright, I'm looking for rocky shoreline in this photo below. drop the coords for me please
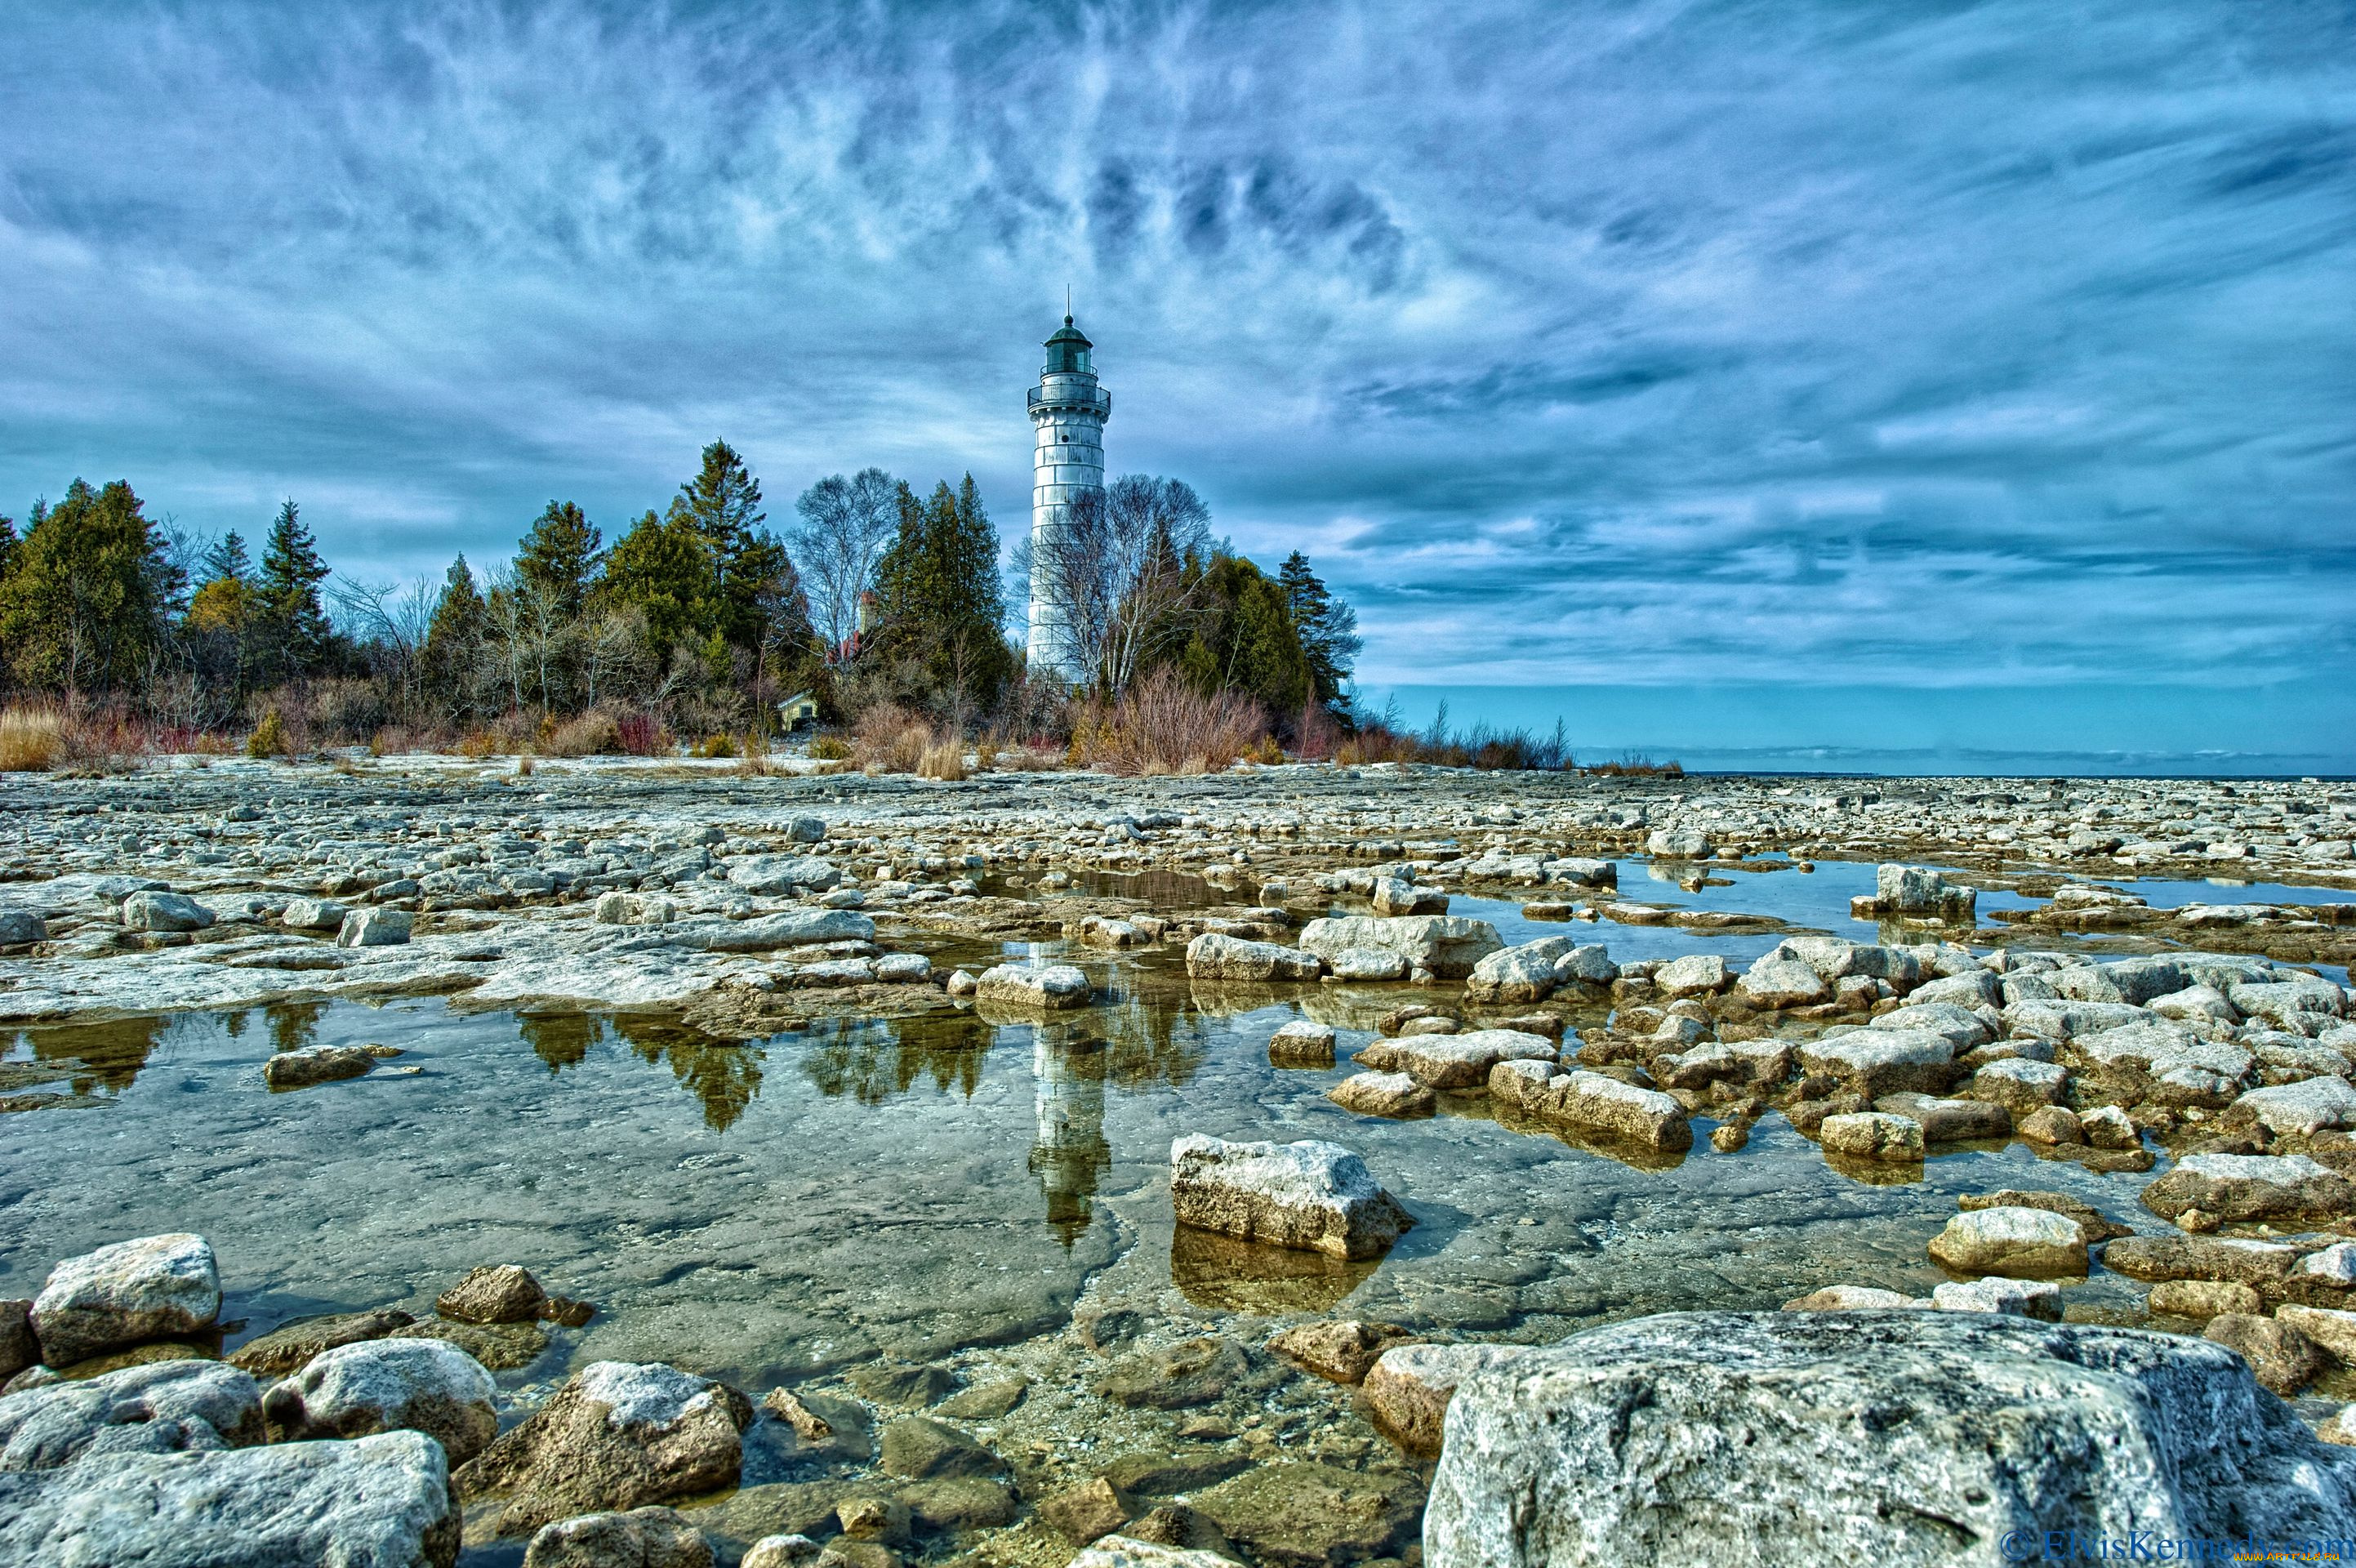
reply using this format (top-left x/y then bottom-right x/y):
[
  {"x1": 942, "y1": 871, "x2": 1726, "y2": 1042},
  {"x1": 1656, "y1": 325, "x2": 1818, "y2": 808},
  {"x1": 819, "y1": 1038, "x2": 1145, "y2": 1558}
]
[{"x1": 5, "y1": 758, "x2": 2356, "y2": 1564}]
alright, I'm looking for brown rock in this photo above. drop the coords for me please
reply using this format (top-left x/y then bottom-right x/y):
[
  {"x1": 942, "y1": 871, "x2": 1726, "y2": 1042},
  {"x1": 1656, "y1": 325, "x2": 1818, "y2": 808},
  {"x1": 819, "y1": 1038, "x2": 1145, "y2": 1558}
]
[
  {"x1": 1120, "y1": 1504, "x2": 1236, "y2": 1558},
  {"x1": 2102, "y1": 1233, "x2": 2300, "y2": 1289},
  {"x1": 2148, "y1": 1280, "x2": 2263, "y2": 1320},
  {"x1": 1958, "y1": 1189, "x2": 2134, "y2": 1243},
  {"x1": 228, "y1": 1308, "x2": 416, "y2": 1377},
  {"x1": 437, "y1": 1265, "x2": 547, "y2": 1325},
  {"x1": 1360, "y1": 1343, "x2": 1525, "y2": 1458},
  {"x1": 1189, "y1": 1462, "x2": 1424, "y2": 1568},
  {"x1": 833, "y1": 1496, "x2": 910, "y2": 1543},
  {"x1": 877, "y1": 1414, "x2": 1003, "y2": 1480},
  {"x1": 540, "y1": 1296, "x2": 597, "y2": 1329},
  {"x1": 2205, "y1": 1312, "x2": 2327, "y2": 1396},
  {"x1": 2276, "y1": 1303, "x2": 2356, "y2": 1363},
  {"x1": 815, "y1": 1544, "x2": 901, "y2": 1568},
  {"x1": 896, "y1": 1477, "x2": 1014, "y2": 1531},
  {"x1": 934, "y1": 1378, "x2": 1026, "y2": 1420},
  {"x1": 2015, "y1": 1106, "x2": 2085, "y2": 1146},
  {"x1": 391, "y1": 1316, "x2": 549, "y2": 1370},
  {"x1": 1040, "y1": 1477, "x2": 1133, "y2": 1544},
  {"x1": 762, "y1": 1388, "x2": 833, "y2": 1441},
  {"x1": 522, "y1": 1506, "x2": 715, "y2": 1568},
  {"x1": 1265, "y1": 1321, "x2": 1418, "y2": 1385},
  {"x1": 455, "y1": 1361, "x2": 752, "y2": 1538},
  {"x1": 0, "y1": 1300, "x2": 38, "y2": 1383}
]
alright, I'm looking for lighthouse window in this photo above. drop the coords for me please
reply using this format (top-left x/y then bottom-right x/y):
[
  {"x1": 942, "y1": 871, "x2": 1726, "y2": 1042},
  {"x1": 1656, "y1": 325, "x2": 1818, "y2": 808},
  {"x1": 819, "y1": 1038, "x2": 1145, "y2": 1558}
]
[{"x1": 1060, "y1": 433, "x2": 1069, "y2": 442}]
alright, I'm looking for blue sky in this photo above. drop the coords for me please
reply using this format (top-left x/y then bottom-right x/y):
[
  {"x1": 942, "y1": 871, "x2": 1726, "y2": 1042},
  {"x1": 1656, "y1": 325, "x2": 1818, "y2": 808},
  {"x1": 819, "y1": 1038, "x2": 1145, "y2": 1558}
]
[{"x1": 2, "y1": 2, "x2": 2351, "y2": 769}]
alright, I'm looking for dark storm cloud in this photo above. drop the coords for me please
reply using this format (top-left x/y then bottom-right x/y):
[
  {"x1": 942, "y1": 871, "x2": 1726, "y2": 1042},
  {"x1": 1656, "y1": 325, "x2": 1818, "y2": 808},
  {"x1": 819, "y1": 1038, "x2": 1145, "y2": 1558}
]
[{"x1": 0, "y1": 0, "x2": 2349, "y2": 718}]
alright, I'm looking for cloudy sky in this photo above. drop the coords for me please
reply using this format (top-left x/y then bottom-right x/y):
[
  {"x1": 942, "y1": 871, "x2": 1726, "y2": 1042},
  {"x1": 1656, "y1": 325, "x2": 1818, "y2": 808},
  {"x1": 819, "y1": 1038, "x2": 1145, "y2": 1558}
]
[{"x1": 3, "y1": 1, "x2": 2350, "y2": 768}]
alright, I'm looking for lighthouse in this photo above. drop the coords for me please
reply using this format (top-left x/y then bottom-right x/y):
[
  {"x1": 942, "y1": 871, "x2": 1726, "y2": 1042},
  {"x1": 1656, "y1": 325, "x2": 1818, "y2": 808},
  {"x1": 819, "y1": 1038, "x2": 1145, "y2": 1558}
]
[{"x1": 1027, "y1": 313, "x2": 1111, "y2": 679}]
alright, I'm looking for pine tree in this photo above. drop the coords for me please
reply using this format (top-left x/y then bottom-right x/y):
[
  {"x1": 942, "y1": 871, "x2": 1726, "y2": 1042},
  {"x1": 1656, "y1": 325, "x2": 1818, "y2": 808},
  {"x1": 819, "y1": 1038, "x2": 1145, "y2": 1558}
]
[
  {"x1": 1277, "y1": 550, "x2": 1361, "y2": 712},
  {"x1": 872, "y1": 475, "x2": 1013, "y2": 715},
  {"x1": 673, "y1": 440, "x2": 764, "y2": 586},
  {"x1": 421, "y1": 555, "x2": 489, "y2": 717},
  {"x1": 514, "y1": 501, "x2": 603, "y2": 621},
  {"x1": 258, "y1": 499, "x2": 332, "y2": 680},
  {"x1": 203, "y1": 530, "x2": 252, "y2": 586},
  {"x1": 0, "y1": 514, "x2": 16, "y2": 588},
  {"x1": 599, "y1": 509, "x2": 711, "y2": 650},
  {"x1": 0, "y1": 479, "x2": 177, "y2": 697}
]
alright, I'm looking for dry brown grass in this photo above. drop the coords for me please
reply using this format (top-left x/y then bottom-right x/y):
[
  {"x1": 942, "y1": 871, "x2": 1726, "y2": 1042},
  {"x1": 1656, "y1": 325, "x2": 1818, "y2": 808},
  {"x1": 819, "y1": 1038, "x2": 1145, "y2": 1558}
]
[
  {"x1": 0, "y1": 706, "x2": 65, "y2": 772},
  {"x1": 547, "y1": 710, "x2": 622, "y2": 758},
  {"x1": 917, "y1": 741, "x2": 968, "y2": 781},
  {"x1": 1071, "y1": 667, "x2": 1271, "y2": 777},
  {"x1": 853, "y1": 703, "x2": 933, "y2": 774}
]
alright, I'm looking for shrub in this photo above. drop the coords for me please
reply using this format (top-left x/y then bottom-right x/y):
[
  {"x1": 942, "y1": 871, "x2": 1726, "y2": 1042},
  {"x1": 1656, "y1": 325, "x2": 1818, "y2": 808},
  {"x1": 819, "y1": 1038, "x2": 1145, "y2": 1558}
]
[
  {"x1": 247, "y1": 708, "x2": 289, "y2": 760},
  {"x1": 809, "y1": 733, "x2": 853, "y2": 760},
  {"x1": 0, "y1": 706, "x2": 65, "y2": 772},
  {"x1": 853, "y1": 703, "x2": 932, "y2": 774},
  {"x1": 614, "y1": 710, "x2": 671, "y2": 757},
  {"x1": 548, "y1": 711, "x2": 623, "y2": 758},
  {"x1": 972, "y1": 733, "x2": 1000, "y2": 773},
  {"x1": 457, "y1": 728, "x2": 499, "y2": 759},
  {"x1": 1072, "y1": 667, "x2": 1270, "y2": 777},
  {"x1": 918, "y1": 741, "x2": 968, "y2": 781},
  {"x1": 693, "y1": 733, "x2": 737, "y2": 760}
]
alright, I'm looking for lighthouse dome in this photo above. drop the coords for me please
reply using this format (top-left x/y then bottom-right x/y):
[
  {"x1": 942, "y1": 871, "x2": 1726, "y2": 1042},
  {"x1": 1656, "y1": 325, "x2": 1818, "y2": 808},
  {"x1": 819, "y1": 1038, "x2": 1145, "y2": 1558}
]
[{"x1": 1044, "y1": 315, "x2": 1093, "y2": 375}]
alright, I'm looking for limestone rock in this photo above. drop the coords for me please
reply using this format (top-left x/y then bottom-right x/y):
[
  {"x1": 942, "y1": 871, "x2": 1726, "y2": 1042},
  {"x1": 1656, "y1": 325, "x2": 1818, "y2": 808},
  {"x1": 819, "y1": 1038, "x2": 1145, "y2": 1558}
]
[
  {"x1": 974, "y1": 961, "x2": 1091, "y2": 1010},
  {"x1": 393, "y1": 1316, "x2": 549, "y2": 1370},
  {"x1": 1265, "y1": 1320, "x2": 1417, "y2": 1385},
  {"x1": 725, "y1": 855, "x2": 841, "y2": 895},
  {"x1": 1926, "y1": 1206, "x2": 2088, "y2": 1279},
  {"x1": 1324, "y1": 1071, "x2": 1435, "y2": 1119},
  {"x1": 2143, "y1": 1153, "x2": 2356, "y2": 1223},
  {"x1": 122, "y1": 890, "x2": 213, "y2": 932},
  {"x1": 229, "y1": 1309, "x2": 420, "y2": 1377},
  {"x1": 1423, "y1": 1311, "x2": 2356, "y2": 1568},
  {"x1": 2206, "y1": 1313, "x2": 2327, "y2": 1396},
  {"x1": 1653, "y1": 954, "x2": 1729, "y2": 1000},
  {"x1": 1189, "y1": 1460, "x2": 1425, "y2": 1568},
  {"x1": 1267, "y1": 1021, "x2": 1336, "y2": 1066},
  {"x1": 1490, "y1": 1063, "x2": 1693, "y2": 1152},
  {"x1": 337, "y1": 906, "x2": 412, "y2": 947},
  {"x1": 263, "y1": 1336, "x2": 497, "y2": 1466},
  {"x1": 1797, "y1": 1029, "x2": 1956, "y2": 1098},
  {"x1": 1966, "y1": 1057, "x2": 2069, "y2": 1114},
  {"x1": 0, "y1": 1428, "x2": 460, "y2": 1568},
  {"x1": 0, "y1": 1357, "x2": 262, "y2": 1469},
  {"x1": 455, "y1": 1360, "x2": 751, "y2": 1537},
  {"x1": 1071, "y1": 1536, "x2": 1236, "y2": 1568},
  {"x1": 1819, "y1": 1112, "x2": 1924, "y2": 1164},
  {"x1": 0, "y1": 1302, "x2": 32, "y2": 1384},
  {"x1": 2104, "y1": 1233, "x2": 2300, "y2": 1288},
  {"x1": 281, "y1": 897, "x2": 348, "y2": 930},
  {"x1": 2150, "y1": 1281, "x2": 2262, "y2": 1320},
  {"x1": 437, "y1": 1264, "x2": 548, "y2": 1325},
  {"x1": 1395, "y1": 1028, "x2": 1556, "y2": 1089},
  {"x1": 1782, "y1": 1286, "x2": 1924, "y2": 1312},
  {"x1": 743, "y1": 1535, "x2": 824, "y2": 1568},
  {"x1": 1326, "y1": 946, "x2": 1410, "y2": 982},
  {"x1": 523, "y1": 1506, "x2": 714, "y2": 1567},
  {"x1": 2275, "y1": 1304, "x2": 2356, "y2": 1363},
  {"x1": 1928, "y1": 1279, "x2": 2063, "y2": 1321},
  {"x1": 31, "y1": 1233, "x2": 221, "y2": 1367},
  {"x1": 264, "y1": 1044, "x2": 378, "y2": 1089},
  {"x1": 2227, "y1": 1076, "x2": 2356, "y2": 1138},
  {"x1": 878, "y1": 1414, "x2": 1002, "y2": 1480},
  {"x1": 1465, "y1": 938, "x2": 1579, "y2": 1004},
  {"x1": 1185, "y1": 933, "x2": 1321, "y2": 982},
  {"x1": 1296, "y1": 915, "x2": 1502, "y2": 979},
  {"x1": 1169, "y1": 1136, "x2": 1414, "y2": 1259},
  {"x1": 1736, "y1": 956, "x2": 1831, "y2": 1009},
  {"x1": 1370, "y1": 876, "x2": 1447, "y2": 916},
  {"x1": 1040, "y1": 1476, "x2": 1133, "y2": 1544},
  {"x1": 1361, "y1": 1343, "x2": 1527, "y2": 1458}
]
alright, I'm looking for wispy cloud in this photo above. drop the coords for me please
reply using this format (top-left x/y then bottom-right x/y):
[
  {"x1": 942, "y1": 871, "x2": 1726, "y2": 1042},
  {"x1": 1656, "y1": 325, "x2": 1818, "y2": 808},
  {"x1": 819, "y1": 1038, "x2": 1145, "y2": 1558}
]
[{"x1": 0, "y1": 0, "x2": 2349, "y2": 710}]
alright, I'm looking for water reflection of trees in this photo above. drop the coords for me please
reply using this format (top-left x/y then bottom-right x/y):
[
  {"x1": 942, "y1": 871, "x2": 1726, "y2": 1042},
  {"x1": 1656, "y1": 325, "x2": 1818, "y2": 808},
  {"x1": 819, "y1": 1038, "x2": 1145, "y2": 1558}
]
[
  {"x1": 6, "y1": 1015, "x2": 173, "y2": 1099},
  {"x1": 267, "y1": 1002, "x2": 327, "y2": 1055},
  {"x1": 511, "y1": 1012, "x2": 765, "y2": 1133},
  {"x1": 799, "y1": 1013, "x2": 992, "y2": 1105}
]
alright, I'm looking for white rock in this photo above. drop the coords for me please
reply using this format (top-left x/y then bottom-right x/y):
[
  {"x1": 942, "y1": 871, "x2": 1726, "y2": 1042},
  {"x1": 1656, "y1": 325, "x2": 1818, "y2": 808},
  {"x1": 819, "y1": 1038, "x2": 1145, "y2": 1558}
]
[
  {"x1": 280, "y1": 898, "x2": 348, "y2": 931},
  {"x1": 975, "y1": 962, "x2": 1092, "y2": 1009},
  {"x1": 1070, "y1": 1537, "x2": 1238, "y2": 1568},
  {"x1": 1654, "y1": 954, "x2": 1729, "y2": 999},
  {"x1": 121, "y1": 890, "x2": 213, "y2": 933},
  {"x1": 0, "y1": 1358, "x2": 262, "y2": 1469},
  {"x1": 264, "y1": 1336, "x2": 498, "y2": 1466},
  {"x1": 2229, "y1": 1076, "x2": 2356, "y2": 1138},
  {"x1": 1926, "y1": 1206, "x2": 2088, "y2": 1279},
  {"x1": 336, "y1": 908, "x2": 412, "y2": 947},
  {"x1": 1737, "y1": 956, "x2": 1831, "y2": 1009},
  {"x1": 1797, "y1": 1029, "x2": 1956, "y2": 1098},
  {"x1": 1183, "y1": 932, "x2": 1321, "y2": 981},
  {"x1": 1168, "y1": 1135, "x2": 1414, "y2": 1259},
  {"x1": 724, "y1": 854, "x2": 840, "y2": 894},
  {"x1": 1297, "y1": 915, "x2": 1502, "y2": 978},
  {"x1": 1931, "y1": 1278, "x2": 2064, "y2": 1321},
  {"x1": 31, "y1": 1234, "x2": 221, "y2": 1367}
]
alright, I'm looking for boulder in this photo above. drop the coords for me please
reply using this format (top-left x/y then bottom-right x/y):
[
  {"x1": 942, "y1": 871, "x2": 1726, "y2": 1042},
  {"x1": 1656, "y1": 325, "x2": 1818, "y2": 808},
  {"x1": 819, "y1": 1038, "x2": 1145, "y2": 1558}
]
[
  {"x1": 1395, "y1": 1029, "x2": 1556, "y2": 1089},
  {"x1": 437, "y1": 1264, "x2": 547, "y2": 1325},
  {"x1": 2149, "y1": 1280, "x2": 2262, "y2": 1320},
  {"x1": 280, "y1": 897, "x2": 348, "y2": 931},
  {"x1": 262, "y1": 1337, "x2": 498, "y2": 1466},
  {"x1": 31, "y1": 1233, "x2": 220, "y2": 1367},
  {"x1": 974, "y1": 962, "x2": 1092, "y2": 1010},
  {"x1": 524, "y1": 1506, "x2": 714, "y2": 1568},
  {"x1": 337, "y1": 907, "x2": 412, "y2": 947},
  {"x1": 743, "y1": 1535, "x2": 825, "y2": 1568},
  {"x1": 1184, "y1": 933, "x2": 1321, "y2": 982},
  {"x1": 1423, "y1": 1311, "x2": 2356, "y2": 1568},
  {"x1": 2142, "y1": 1153, "x2": 2356, "y2": 1224},
  {"x1": 264, "y1": 1045, "x2": 377, "y2": 1089},
  {"x1": 0, "y1": 1428, "x2": 459, "y2": 1567},
  {"x1": 1370, "y1": 876, "x2": 1448, "y2": 916},
  {"x1": 1819, "y1": 1112, "x2": 1924, "y2": 1164},
  {"x1": 594, "y1": 892, "x2": 678, "y2": 926},
  {"x1": 1736, "y1": 956, "x2": 1831, "y2": 1009},
  {"x1": 1868, "y1": 864, "x2": 1974, "y2": 918},
  {"x1": 455, "y1": 1360, "x2": 751, "y2": 1537},
  {"x1": 1169, "y1": 1135, "x2": 1414, "y2": 1259},
  {"x1": 1873, "y1": 1094, "x2": 2009, "y2": 1143},
  {"x1": 1361, "y1": 1343, "x2": 1527, "y2": 1458},
  {"x1": 1324, "y1": 1071, "x2": 1436, "y2": 1119},
  {"x1": 1465, "y1": 938, "x2": 1579, "y2": 1004},
  {"x1": 1797, "y1": 1030, "x2": 1956, "y2": 1098},
  {"x1": 1651, "y1": 1039, "x2": 1790, "y2": 1090},
  {"x1": 1971, "y1": 1059, "x2": 2069, "y2": 1123},
  {"x1": 2016, "y1": 1106, "x2": 2083, "y2": 1146},
  {"x1": 1296, "y1": 915, "x2": 1502, "y2": 979},
  {"x1": 0, "y1": 1358, "x2": 262, "y2": 1469},
  {"x1": 2274, "y1": 1304, "x2": 2356, "y2": 1363},
  {"x1": 1267, "y1": 1021, "x2": 1337, "y2": 1067},
  {"x1": 1490, "y1": 1063, "x2": 1693, "y2": 1152},
  {"x1": 1266, "y1": 1321, "x2": 1418, "y2": 1385},
  {"x1": 1646, "y1": 827, "x2": 1710, "y2": 859},
  {"x1": 1926, "y1": 1206, "x2": 2088, "y2": 1279},
  {"x1": 121, "y1": 890, "x2": 212, "y2": 933},
  {"x1": 1873, "y1": 1002, "x2": 1991, "y2": 1052},
  {"x1": 1928, "y1": 1279, "x2": 2063, "y2": 1321},
  {"x1": 1189, "y1": 1460, "x2": 1425, "y2": 1568},
  {"x1": 1904, "y1": 969, "x2": 2001, "y2": 1010},
  {"x1": 1327, "y1": 947, "x2": 1411, "y2": 982},
  {"x1": 725, "y1": 855, "x2": 842, "y2": 895},
  {"x1": 2205, "y1": 1313, "x2": 2327, "y2": 1396},
  {"x1": 1653, "y1": 954, "x2": 1728, "y2": 1000},
  {"x1": 229, "y1": 1308, "x2": 417, "y2": 1377},
  {"x1": 2104, "y1": 1233, "x2": 2300, "y2": 1289},
  {"x1": 2226, "y1": 1076, "x2": 2356, "y2": 1138}
]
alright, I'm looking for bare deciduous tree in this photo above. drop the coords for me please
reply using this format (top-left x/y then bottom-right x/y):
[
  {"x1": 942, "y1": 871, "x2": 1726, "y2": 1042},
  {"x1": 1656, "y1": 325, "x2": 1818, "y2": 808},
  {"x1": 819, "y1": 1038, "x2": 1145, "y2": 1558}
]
[
  {"x1": 331, "y1": 575, "x2": 438, "y2": 723},
  {"x1": 792, "y1": 467, "x2": 898, "y2": 663},
  {"x1": 1018, "y1": 474, "x2": 1212, "y2": 695}
]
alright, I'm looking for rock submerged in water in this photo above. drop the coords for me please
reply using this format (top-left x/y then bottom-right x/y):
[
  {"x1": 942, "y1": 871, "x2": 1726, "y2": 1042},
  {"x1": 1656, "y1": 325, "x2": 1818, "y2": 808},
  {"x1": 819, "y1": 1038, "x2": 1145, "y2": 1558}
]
[
  {"x1": 1169, "y1": 1135, "x2": 1414, "y2": 1260},
  {"x1": 263, "y1": 1044, "x2": 378, "y2": 1089},
  {"x1": 229, "y1": 1307, "x2": 417, "y2": 1376},
  {"x1": 1926, "y1": 1205, "x2": 2090, "y2": 1279},
  {"x1": 456, "y1": 1360, "x2": 752, "y2": 1537},
  {"x1": 437, "y1": 1263, "x2": 548, "y2": 1325},
  {"x1": 1423, "y1": 1311, "x2": 2356, "y2": 1568},
  {"x1": 0, "y1": 1428, "x2": 460, "y2": 1567},
  {"x1": 30, "y1": 1233, "x2": 221, "y2": 1369},
  {"x1": 523, "y1": 1505, "x2": 715, "y2": 1567}
]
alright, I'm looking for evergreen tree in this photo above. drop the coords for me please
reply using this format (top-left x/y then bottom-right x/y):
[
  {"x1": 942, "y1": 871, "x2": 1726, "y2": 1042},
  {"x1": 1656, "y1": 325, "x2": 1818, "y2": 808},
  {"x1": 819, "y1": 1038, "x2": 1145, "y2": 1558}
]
[
  {"x1": 514, "y1": 501, "x2": 603, "y2": 621},
  {"x1": 1167, "y1": 553, "x2": 1313, "y2": 720},
  {"x1": 203, "y1": 530, "x2": 252, "y2": 586},
  {"x1": 872, "y1": 475, "x2": 1013, "y2": 715},
  {"x1": 421, "y1": 555, "x2": 489, "y2": 715},
  {"x1": 257, "y1": 499, "x2": 332, "y2": 680},
  {"x1": 599, "y1": 509, "x2": 711, "y2": 650},
  {"x1": 0, "y1": 479, "x2": 178, "y2": 697},
  {"x1": 0, "y1": 514, "x2": 16, "y2": 587},
  {"x1": 1277, "y1": 550, "x2": 1361, "y2": 713}
]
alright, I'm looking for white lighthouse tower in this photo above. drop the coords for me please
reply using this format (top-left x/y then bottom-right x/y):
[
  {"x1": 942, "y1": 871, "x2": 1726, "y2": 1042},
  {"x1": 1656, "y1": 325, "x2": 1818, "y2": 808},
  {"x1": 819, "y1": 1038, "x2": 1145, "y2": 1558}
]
[{"x1": 1027, "y1": 313, "x2": 1110, "y2": 679}]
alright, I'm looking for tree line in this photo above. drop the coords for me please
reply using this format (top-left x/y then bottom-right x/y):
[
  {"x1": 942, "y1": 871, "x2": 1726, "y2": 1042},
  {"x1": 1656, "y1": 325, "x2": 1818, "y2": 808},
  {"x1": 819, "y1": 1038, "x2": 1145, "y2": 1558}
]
[{"x1": 0, "y1": 441, "x2": 1360, "y2": 751}]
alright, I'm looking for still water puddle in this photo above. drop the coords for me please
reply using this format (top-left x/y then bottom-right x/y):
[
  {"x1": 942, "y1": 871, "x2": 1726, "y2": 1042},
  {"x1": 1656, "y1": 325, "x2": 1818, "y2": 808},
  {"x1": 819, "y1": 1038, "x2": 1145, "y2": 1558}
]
[{"x1": 2, "y1": 858, "x2": 2328, "y2": 1387}]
